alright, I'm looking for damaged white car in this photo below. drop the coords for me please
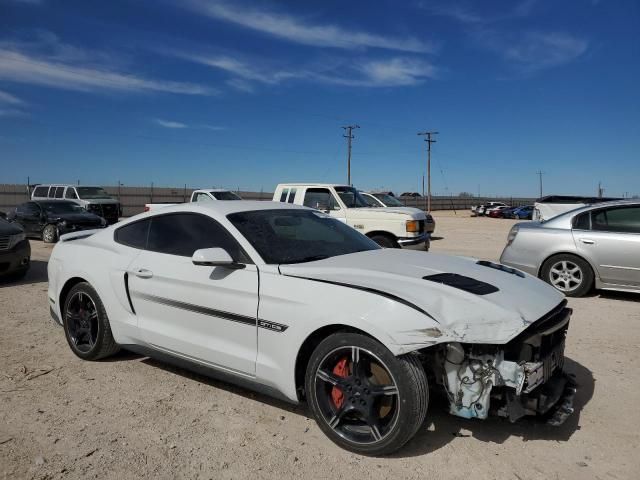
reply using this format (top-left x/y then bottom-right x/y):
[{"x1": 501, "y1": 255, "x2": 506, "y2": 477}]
[{"x1": 47, "y1": 201, "x2": 576, "y2": 455}]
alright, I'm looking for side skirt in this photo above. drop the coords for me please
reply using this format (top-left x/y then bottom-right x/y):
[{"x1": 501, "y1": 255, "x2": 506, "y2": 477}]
[{"x1": 120, "y1": 344, "x2": 299, "y2": 406}]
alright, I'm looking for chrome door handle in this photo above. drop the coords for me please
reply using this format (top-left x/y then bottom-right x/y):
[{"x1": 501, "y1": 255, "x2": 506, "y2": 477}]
[
  {"x1": 134, "y1": 268, "x2": 153, "y2": 279},
  {"x1": 580, "y1": 239, "x2": 595, "y2": 245}
]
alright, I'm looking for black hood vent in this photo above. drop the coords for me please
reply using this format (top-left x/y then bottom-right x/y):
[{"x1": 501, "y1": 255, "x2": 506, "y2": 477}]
[{"x1": 423, "y1": 273, "x2": 499, "y2": 295}]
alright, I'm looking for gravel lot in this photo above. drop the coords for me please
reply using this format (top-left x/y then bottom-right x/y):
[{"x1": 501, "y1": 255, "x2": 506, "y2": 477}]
[{"x1": 1, "y1": 212, "x2": 639, "y2": 480}]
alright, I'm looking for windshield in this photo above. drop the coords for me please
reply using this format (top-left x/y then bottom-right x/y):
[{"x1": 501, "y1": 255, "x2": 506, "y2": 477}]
[
  {"x1": 374, "y1": 194, "x2": 404, "y2": 207},
  {"x1": 213, "y1": 191, "x2": 242, "y2": 200},
  {"x1": 40, "y1": 202, "x2": 86, "y2": 214},
  {"x1": 361, "y1": 194, "x2": 382, "y2": 207},
  {"x1": 76, "y1": 187, "x2": 112, "y2": 199},
  {"x1": 334, "y1": 186, "x2": 369, "y2": 208},
  {"x1": 227, "y1": 209, "x2": 379, "y2": 264}
]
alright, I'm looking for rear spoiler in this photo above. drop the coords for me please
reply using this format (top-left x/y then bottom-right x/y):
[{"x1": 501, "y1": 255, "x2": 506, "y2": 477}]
[{"x1": 59, "y1": 229, "x2": 103, "y2": 243}]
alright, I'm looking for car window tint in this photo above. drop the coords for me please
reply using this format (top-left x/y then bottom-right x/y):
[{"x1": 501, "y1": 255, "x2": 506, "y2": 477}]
[
  {"x1": 32, "y1": 186, "x2": 48, "y2": 197},
  {"x1": 303, "y1": 188, "x2": 339, "y2": 211},
  {"x1": 287, "y1": 188, "x2": 297, "y2": 203},
  {"x1": 65, "y1": 188, "x2": 78, "y2": 199},
  {"x1": 573, "y1": 212, "x2": 591, "y2": 230},
  {"x1": 147, "y1": 213, "x2": 248, "y2": 261},
  {"x1": 54, "y1": 187, "x2": 64, "y2": 198},
  {"x1": 593, "y1": 206, "x2": 640, "y2": 233},
  {"x1": 115, "y1": 219, "x2": 151, "y2": 249},
  {"x1": 280, "y1": 188, "x2": 289, "y2": 202},
  {"x1": 47, "y1": 187, "x2": 56, "y2": 198}
]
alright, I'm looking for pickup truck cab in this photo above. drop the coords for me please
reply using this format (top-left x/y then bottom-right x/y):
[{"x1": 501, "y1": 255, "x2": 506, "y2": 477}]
[
  {"x1": 273, "y1": 183, "x2": 429, "y2": 250},
  {"x1": 144, "y1": 189, "x2": 241, "y2": 212}
]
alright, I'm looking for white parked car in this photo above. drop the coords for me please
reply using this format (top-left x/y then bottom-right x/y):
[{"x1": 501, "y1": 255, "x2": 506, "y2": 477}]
[
  {"x1": 274, "y1": 183, "x2": 430, "y2": 250},
  {"x1": 48, "y1": 201, "x2": 576, "y2": 455},
  {"x1": 472, "y1": 201, "x2": 507, "y2": 216},
  {"x1": 144, "y1": 189, "x2": 242, "y2": 212}
]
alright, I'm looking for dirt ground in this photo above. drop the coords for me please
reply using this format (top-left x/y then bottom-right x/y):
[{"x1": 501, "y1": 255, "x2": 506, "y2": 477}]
[{"x1": 1, "y1": 212, "x2": 639, "y2": 480}]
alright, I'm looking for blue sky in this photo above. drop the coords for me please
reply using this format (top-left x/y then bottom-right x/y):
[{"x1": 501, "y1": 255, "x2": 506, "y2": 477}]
[{"x1": 1, "y1": 0, "x2": 638, "y2": 197}]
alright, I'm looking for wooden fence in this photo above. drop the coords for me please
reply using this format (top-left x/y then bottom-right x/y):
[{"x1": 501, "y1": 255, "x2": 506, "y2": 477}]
[{"x1": 0, "y1": 184, "x2": 535, "y2": 217}]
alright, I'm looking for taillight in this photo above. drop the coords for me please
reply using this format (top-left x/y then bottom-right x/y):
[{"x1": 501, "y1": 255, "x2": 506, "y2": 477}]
[{"x1": 144, "y1": 206, "x2": 150, "y2": 212}]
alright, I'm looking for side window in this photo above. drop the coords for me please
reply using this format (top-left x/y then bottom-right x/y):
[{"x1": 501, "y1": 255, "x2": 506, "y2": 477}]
[
  {"x1": 54, "y1": 186, "x2": 64, "y2": 198},
  {"x1": 17, "y1": 202, "x2": 39, "y2": 215},
  {"x1": 147, "y1": 213, "x2": 248, "y2": 261},
  {"x1": 573, "y1": 212, "x2": 591, "y2": 230},
  {"x1": 279, "y1": 188, "x2": 289, "y2": 202},
  {"x1": 32, "y1": 186, "x2": 48, "y2": 198},
  {"x1": 287, "y1": 188, "x2": 297, "y2": 203},
  {"x1": 593, "y1": 207, "x2": 640, "y2": 234},
  {"x1": 303, "y1": 188, "x2": 339, "y2": 211},
  {"x1": 47, "y1": 187, "x2": 56, "y2": 198},
  {"x1": 65, "y1": 188, "x2": 78, "y2": 199},
  {"x1": 194, "y1": 192, "x2": 213, "y2": 202},
  {"x1": 115, "y1": 219, "x2": 151, "y2": 249}
]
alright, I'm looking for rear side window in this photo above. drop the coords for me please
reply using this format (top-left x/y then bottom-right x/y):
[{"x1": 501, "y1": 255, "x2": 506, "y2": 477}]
[
  {"x1": 32, "y1": 186, "x2": 48, "y2": 197},
  {"x1": 115, "y1": 219, "x2": 151, "y2": 249},
  {"x1": 287, "y1": 188, "x2": 297, "y2": 203},
  {"x1": 65, "y1": 188, "x2": 78, "y2": 199},
  {"x1": 48, "y1": 187, "x2": 56, "y2": 198},
  {"x1": 147, "y1": 213, "x2": 248, "y2": 261},
  {"x1": 573, "y1": 212, "x2": 591, "y2": 230},
  {"x1": 592, "y1": 206, "x2": 640, "y2": 234},
  {"x1": 280, "y1": 188, "x2": 289, "y2": 202},
  {"x1": 54, "y1": 187, "x2": 64, "y2": 198}
]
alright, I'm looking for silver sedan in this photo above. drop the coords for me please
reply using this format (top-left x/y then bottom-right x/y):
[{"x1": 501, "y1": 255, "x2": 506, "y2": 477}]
[{"x1": 500, "y1": 200, "x2": 640, "y2": 297}]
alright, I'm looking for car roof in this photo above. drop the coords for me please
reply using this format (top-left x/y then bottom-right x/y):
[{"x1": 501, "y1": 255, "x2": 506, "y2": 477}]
[
  {"x1": 145, "y1": 200, "x2": 308, "y2": 218},
  {"x1": 277, "y1": 183, "x2": 349, "y2": 188}
]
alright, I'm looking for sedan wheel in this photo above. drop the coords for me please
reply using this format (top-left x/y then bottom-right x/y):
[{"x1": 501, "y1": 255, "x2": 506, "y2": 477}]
[
  {"x1": 43, "y1": 224, "x2": 58, "y2": 243},
  {"x1": 305, "y1": 333, "x2": 428, "y2": 455},
  {"x1": 541, "y1": 254, "x2": 594, "y2": 297},
  {"x1": 63, "y1": 282, "x2": 120, "y2": 360}
]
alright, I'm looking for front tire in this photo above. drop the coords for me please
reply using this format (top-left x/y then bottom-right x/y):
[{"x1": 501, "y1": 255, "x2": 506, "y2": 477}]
[
  {"x1": 42, "y1": 224, "x2": 58, "y2": 243},
  {"x1": 540, "y1": 254, "x2": 594, "y2": 297},
  {"x1": 62, "y1": 282, "x2": 120, "y2": 360},
  {"x1": 305, "y1": 333, "x2": 428, "y2": 456}
]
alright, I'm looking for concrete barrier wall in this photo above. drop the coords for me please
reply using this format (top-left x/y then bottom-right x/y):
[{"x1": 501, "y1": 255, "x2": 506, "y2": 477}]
[{"x1": 0, "y1": 184, "x2": 535, "y2": 217}]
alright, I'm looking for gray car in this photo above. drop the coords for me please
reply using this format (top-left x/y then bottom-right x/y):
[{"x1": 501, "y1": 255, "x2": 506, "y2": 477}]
[{"x1": 500, "y1": 200, "x2": 640, "y2": 297}]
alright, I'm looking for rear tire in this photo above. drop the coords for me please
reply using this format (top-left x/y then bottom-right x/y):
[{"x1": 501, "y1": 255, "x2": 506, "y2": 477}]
[
  {"x1": 305, "y1": 333, "x2": 428, "y2": 456},
  {"x1": 62, "y1": 282, "x2": 120, "y2": 360},
  {"x1": 42, "y1": 224, "x2": 58, "y2": 243},
  {"x1": 540, "y1": 254, "x2": 594, "y2": 297},
  {"x1": 370, "y1": 235, "x2": 398, "y2": 249}
]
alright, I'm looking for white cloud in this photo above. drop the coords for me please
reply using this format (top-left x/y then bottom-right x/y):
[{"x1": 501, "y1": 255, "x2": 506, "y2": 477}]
[
  {"x1": 154, "y1": 119, "x2": 188, "y2": 128},
  {"x1": 0, "y1": 108, "x2": 28, "y2": 117},
  {"x1": 171, "y1": 50, "x2": 437, "y2": 90},
  {"x1": 480, "y1": 30, "x2": 588, "y2": 72},
  {"x1": 184, "y1": 0, "x2": 434, "y2": 53},
  {"x1": 0, "y1": 89, "x2": 25, "y2": 105},
  {"x1": 423, "y1": 0, "x2": 536, "y2": 24},
  {"x1": 0, "y1": 34, "x2": 214, "y2": 96}
]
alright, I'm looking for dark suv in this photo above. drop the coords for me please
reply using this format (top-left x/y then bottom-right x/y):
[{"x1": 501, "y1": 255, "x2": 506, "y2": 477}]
[{"x1": 0, "y1": 218, "x2": 30, "y2": 279}]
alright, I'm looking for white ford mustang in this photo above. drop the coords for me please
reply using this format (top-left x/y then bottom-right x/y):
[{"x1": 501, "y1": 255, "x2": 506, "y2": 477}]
[{"x1": 47, "y1": 201, "x2": 576, "y2": 455}]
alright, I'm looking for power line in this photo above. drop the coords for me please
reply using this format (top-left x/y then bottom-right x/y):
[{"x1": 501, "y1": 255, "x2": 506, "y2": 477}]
[
  {"x1": 342, "y1": 124, "x2": 359, "y2": 185},
  {"x1": 418, "y1": 131, "x2": 438, "y2": 212}
]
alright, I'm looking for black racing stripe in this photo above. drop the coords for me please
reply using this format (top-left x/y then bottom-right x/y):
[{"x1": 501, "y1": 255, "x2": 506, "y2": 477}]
[
  {"x1": 284, "y1": 275, "x2": 438, "y2": 323},
  {"x1": 133, "y1": 292, "x2": 256, "y2": 326}
]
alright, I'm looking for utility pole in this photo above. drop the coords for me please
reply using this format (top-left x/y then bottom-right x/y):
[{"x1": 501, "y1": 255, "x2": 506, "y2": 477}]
[
  {"x1": 342, "y1": 125, "x2": 359, "y2": 186},
  {"x1": 418, "y1": 131, "x2": 438, "y2": 212},
  {"x1": 536, "y1": 171, "x2": 544, "y2": 198}
]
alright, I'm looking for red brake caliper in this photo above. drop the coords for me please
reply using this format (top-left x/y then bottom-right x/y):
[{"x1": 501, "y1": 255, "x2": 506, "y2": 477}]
[{"x1": 331, "y1": 357, "x2": 350, "y2": 408}]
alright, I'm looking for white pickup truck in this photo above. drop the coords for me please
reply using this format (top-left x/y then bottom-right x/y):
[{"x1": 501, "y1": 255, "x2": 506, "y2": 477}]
[
  {"x1": 144, "y1": 189, "x2": 242, "y2": 212},
  {"x1": 273, "y1": 183, "x2": 430, "y2": 250}
]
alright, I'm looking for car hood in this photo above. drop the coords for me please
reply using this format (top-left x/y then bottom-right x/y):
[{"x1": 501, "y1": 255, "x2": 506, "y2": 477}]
[
  {"x1": 0, "y1": 218, "x2": 24, "y2": 235},
  {"x1": 347, "y1": 207, "x2": 426, "y2": 220},
  {"x1": 279, "y1": 249, "x2": 564, "y2": 344},
  {"x1": 47, "y1": 213, "x2": 104, "y2": 223}
]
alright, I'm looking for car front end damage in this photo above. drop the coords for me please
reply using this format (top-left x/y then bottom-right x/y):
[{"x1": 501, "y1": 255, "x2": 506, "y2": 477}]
[{"x1": 422, "y1": 301, "x2": 576, "y2": 426}]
